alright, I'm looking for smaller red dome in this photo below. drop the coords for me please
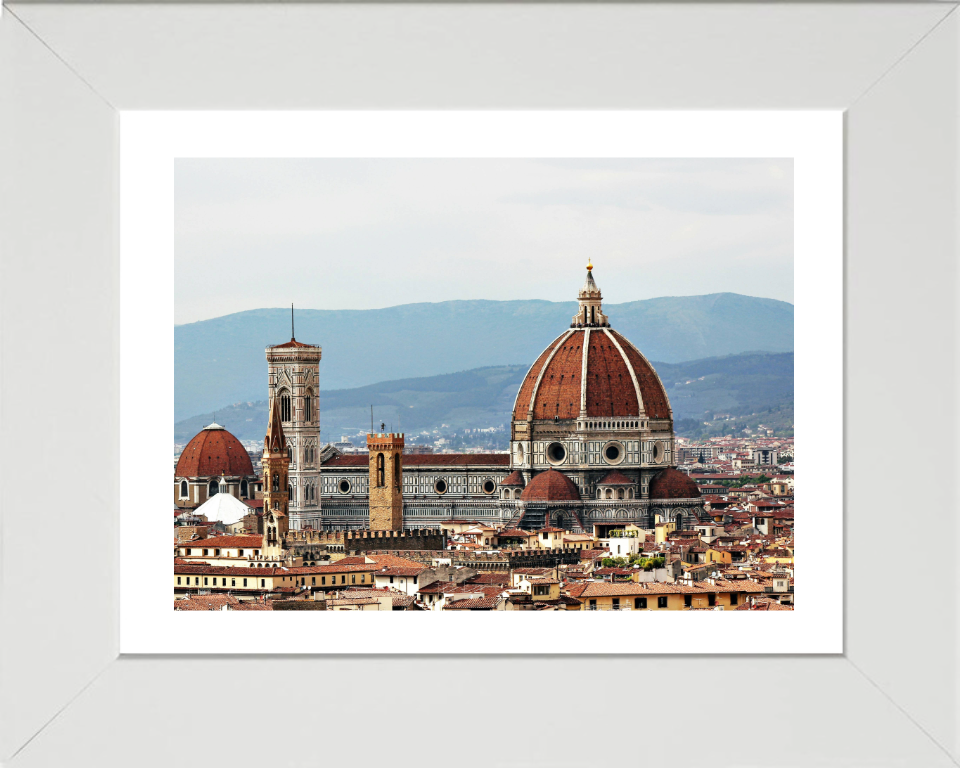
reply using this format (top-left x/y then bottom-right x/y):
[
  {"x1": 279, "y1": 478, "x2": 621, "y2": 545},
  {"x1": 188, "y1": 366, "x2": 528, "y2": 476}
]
[
  {"x1": 598, "y1": 470, "x2": 634, "y2": 486},
  {"x1": 649, "y1": 468, "x2": 701, "y2": 500},
  {"x1": 521, "y1": 469, "x2": 581, "y2": 502},
  {"x1": 176, "y1": 424, "x2": 254, "y2": 478},
  {"x1": 500, "y1": 471, "x2": 526, "y2": 487}
]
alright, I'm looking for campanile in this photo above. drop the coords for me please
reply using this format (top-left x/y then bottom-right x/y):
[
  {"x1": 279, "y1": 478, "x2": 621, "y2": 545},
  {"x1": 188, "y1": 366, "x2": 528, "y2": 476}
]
[{"x1": 266, "y1": 306, "x2": 322, "y2": 530}]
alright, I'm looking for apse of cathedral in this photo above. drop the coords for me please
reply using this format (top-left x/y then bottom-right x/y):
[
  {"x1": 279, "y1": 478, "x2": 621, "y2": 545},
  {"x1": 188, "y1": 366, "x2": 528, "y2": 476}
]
[{"x1": 175, "y1": 265, "x2": 703, "y2": 534}]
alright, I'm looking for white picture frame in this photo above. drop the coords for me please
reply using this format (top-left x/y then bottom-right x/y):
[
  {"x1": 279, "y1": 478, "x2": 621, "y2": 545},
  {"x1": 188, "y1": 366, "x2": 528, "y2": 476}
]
[{"x1": 2, "y1": 3, "x2": 957, "y2": 766}]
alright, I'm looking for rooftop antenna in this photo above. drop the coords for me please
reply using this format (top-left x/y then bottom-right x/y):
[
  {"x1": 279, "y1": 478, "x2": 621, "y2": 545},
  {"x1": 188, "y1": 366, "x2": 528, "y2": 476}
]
[
  {"x1": 291, "y1": 303, "x2": 295, "y2": 341},
  {"x1": 370, "y1": 405, "x2": 374, "y2": 434}
]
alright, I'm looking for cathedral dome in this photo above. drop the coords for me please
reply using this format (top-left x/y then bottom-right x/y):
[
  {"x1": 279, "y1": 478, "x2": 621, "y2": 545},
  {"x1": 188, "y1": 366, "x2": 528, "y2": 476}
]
[
  {"x1": 512, "y1": 323, "x2": 672, "y2": 423},
  {"x1": 500, "y1": 470, "x2": 526, "y2": 487},
  {"x1": 176, "y1": 424, "x2": 254, "y2": 478},
  {"x1": 649, "y1": 468, "x2": 702, "y2": 500},
  {"x1": 520, "y1": 469, "x2": 581, "y2": 502},
  {"x1": 597, "y1": 470, "x2": 634, "y2": 486}
]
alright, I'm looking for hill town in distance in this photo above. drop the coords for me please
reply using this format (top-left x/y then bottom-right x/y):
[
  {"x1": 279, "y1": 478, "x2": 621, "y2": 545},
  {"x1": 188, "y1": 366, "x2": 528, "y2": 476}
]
[{"x1": 174, "y1": 263, "x2": 795, "y2": 612}]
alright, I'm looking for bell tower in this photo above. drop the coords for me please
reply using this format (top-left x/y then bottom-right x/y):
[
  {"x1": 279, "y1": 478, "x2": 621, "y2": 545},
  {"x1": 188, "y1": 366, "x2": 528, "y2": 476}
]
[
  {"x1": 265, "y1": 305, "x2": 322, "y2": 531},
  {"x1": 262, "y1": 397, "x2": 290, "y2": 554},
  {"x1": 367, "y1": 429, "x2": 404, "y2": 531}
]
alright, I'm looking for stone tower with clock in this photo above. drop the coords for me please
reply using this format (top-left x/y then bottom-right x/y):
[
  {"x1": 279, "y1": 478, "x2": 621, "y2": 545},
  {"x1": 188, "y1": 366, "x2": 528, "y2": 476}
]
[{"x1": 266, "y1": 308, "x2": 322, "y2": 530}]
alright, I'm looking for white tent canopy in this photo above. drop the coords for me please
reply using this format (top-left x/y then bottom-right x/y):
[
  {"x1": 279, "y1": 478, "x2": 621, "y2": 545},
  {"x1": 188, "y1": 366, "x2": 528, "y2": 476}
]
[{"x1": 194, "y1": 489, "x2": 250, "y2": 526}]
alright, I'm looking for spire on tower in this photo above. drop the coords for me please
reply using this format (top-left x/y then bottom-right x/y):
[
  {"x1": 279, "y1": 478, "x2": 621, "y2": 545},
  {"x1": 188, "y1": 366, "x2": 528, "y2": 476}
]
[
  {"x1": 291, "y1": 303, "x2": 295, "y2": 341},
  {"x1": 265, "y1": 396, "x2": 287, "y2": 452}
]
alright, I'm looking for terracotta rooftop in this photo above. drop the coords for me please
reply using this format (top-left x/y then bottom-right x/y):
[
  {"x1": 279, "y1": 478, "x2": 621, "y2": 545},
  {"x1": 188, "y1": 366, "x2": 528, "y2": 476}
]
[
  {"x1": 268, "y1": 338, "x2": 318, "y2": 349},
  {"x1": 498, "y1": 529, "x2": 534, "y2": 538},
  {"x1": 598, "y1": 470, "x2": 635, "y2": 486},
  {"x1": 177, "y1": 535, "x2": 262, "y2": 550},
  {"x1": 500, "y1": 470, "x2": 525, "y2": 487},
  {"x1": 377, "y1": 566, "x2": 427, "y2": 577},
  {"x1": 444, "y1": 596, "x2": 500, "y2": 610},
  {"x1": 521, "y1": 469, "x2": 581, "y2": 502}
]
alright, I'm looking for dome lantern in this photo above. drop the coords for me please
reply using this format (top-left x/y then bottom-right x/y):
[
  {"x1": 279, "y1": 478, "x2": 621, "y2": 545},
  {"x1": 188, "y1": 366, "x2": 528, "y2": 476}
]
[{"x1": 572, "y1": 261, "x2": 609, "y2": 328}]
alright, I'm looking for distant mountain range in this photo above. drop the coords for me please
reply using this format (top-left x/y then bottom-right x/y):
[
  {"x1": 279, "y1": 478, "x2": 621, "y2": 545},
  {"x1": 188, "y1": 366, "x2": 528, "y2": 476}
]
[
  {"x1": 174, "y1": 352, "x2": 794, "y2": 445},
  {"x1": 175, "y1": 293, "x2": 793, "y2": 421}
]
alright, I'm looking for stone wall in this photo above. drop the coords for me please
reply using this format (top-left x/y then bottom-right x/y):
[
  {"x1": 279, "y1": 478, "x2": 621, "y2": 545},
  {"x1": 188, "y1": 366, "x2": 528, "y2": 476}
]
[
  {"x1": 354, "y1": 547, "x2": 580, "y2": 570},
  {"x1": 283, "y1": 528, "x2": 445, "y2": 553}
]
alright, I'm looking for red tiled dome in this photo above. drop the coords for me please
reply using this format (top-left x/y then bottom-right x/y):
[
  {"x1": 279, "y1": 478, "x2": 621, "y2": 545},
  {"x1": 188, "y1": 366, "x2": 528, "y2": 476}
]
[
  {"x1": 512, "y1": 328, "x2": 671, "y2": 421},
  {"x1": 598, "y1": 470, "x2": 634, "y2": 486},
  {"x1": 649, "y1": 468, "x2": 702, "y2": 500},
  {"x1": 520, "y1": 469, "x2": 581, "y2": 502},
  {"x1": 176, "y1": 424, "x2": 254, "y2": 478},
  {"x1": 500, "y1": 470, "x2": 526, "y2": 487}
]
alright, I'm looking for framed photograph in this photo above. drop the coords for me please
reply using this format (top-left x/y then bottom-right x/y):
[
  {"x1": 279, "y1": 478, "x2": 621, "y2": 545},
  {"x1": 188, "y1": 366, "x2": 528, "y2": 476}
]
[
  {"x1": 121, "y1": 110, "x2": 840, "y2": 655},
  {"x1": 3, "y1": 3, "x2": 957, "y2": 766}
]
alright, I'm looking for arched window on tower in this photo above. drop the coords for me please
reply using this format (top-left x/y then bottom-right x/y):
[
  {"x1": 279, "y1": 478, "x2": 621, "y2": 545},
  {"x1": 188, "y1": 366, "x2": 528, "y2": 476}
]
[
  {"x1": 208, "y1": 480, "x2": 218, "y2": 497},
  {"x1": 180, "y1": 480, "x2": 188, "y2": 498},
  {"x1": 272, "y1": 473, "x2": 279, "y2": 492},
  {"x1": 394, "y1": 454, "x2": 401, "y2": 489},
  {"x1": 377, "y1": 453, "x2": 385, "y2": 487},
  {"x1": 305, "y1": 389, "x2": 313, "y2": 422},
  {"x1": 280, "y1": 391, "x2": 291, "y2": 422},
  {"x1": 240, "y1": 479, "x2": 248, "y2": 498}
]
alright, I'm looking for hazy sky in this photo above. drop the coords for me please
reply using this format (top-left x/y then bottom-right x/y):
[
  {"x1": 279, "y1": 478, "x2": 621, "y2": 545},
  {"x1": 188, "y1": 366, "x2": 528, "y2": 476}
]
[{"x1": 175, "y1": 158, "x2": 793, "y2": 325}]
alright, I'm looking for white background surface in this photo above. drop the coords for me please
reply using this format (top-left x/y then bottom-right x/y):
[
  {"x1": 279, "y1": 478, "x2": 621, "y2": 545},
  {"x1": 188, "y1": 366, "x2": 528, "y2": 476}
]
[
  {"x1": 1, "y1": 3, "x2": 957, "y2": 766},
  {"x1": 119, "y1": 110, "x2": 842, "y2": 656}
]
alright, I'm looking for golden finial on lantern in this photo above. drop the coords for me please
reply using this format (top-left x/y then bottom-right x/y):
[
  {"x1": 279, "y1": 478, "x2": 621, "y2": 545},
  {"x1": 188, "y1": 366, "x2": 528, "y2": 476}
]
[{"x1": 586, "y1": 259, "x2": 593, "y2": 271}]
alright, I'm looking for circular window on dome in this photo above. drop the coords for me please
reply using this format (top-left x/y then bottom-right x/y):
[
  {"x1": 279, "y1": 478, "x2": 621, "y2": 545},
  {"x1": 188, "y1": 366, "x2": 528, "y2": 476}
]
[
  {"x1": 338, "y1": 479, "x2": 351, "y2": 494},
  {"x1": 435, "y1": 479, "x2": 447, "y2": 494},
  {"x1": 603, "y1": 441, "x2": 624, "y2": 465},
  {"x1": 482, "y1": 479, "x2": 496, "y2": 494},
  {"x1": 651, "y1": 441, "x2": 664, "y2": 463},
  {"x1": 547, "y1": 442, "x2": 567, "y2": 464}
]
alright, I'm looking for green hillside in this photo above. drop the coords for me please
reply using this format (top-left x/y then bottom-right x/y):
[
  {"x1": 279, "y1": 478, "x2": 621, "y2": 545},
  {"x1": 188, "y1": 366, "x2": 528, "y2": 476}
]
[
  {"x1": 175, "y1": 352, "x2": 793, "y2": 446},
  {"x1": 174, "y1": 293, "x2": 793, "y2": 421}
]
